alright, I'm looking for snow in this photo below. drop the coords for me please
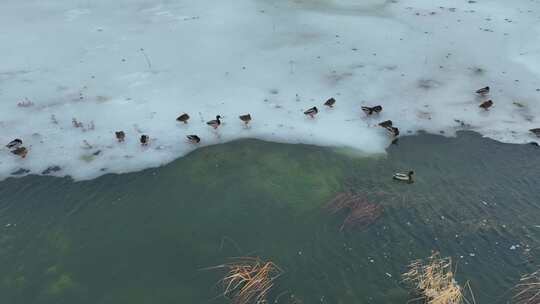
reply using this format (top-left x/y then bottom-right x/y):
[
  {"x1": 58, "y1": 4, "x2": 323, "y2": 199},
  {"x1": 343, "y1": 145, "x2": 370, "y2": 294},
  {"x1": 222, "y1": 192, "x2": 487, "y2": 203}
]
[{"x1": 1, "y1": 0, "x2": 539, "y2": 180}]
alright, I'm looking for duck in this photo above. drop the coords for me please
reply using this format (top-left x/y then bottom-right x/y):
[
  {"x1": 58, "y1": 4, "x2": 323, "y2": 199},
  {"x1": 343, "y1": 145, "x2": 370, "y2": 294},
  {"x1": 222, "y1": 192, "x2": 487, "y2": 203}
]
[
  {"x1": 362, "y1": 105, "x2": 383, "y2": 115},
  {"x1": 530, "y1": 128, "x2": 540, "y2": 137},
  {"x1": 206, "y1": 115, "x2": 222, "y2": 129},
  {"x1": 11, "y1": 146, "x2": 28, "y2": 158},
  {"x1": 479, "y1": 100, "x2": 493, "y2": 110},
  {"x1": 6, "y1": 139, "x2": 22, "y2": 149},
  {"x1": 324, "y1": 98, "x2": 336, "y2": 108},
  {"x1": 386, "y1": 126, "x2": 400, "y2": 137},
  {"x1": 176, "y1": 113, "x2": 190, "y2": 124},
  {"x1": 239, "y1": 114, "x2": 252, "y2": 126},
  {"x1": 140, "y1": 135, "x2": 149, "y2": 146},
  {"x1": 393, "y1": 171, "x2": 414, "y2": 183},
  {"x1": 187, "y1": 135, "x2": 201, "y2": 144},
  {"x1": 115, "y1": 131, "x2": 125, "y2": 142},
  {"x1": 378, "y1": 120, "x2": 393, "y2": 128},
  {"x1": 304, "y1": 107, "x2": 318, "y2": 118},
  {"x1": 476, "y1": 86, "x2": 490, "y2": 95}
]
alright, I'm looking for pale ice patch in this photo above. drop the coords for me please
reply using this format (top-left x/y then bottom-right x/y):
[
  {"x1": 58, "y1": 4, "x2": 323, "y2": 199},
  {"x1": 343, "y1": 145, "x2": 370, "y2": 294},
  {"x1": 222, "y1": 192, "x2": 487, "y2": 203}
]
[{"x1": 0, "y1": 0, "x2": 539, "y2": 180}]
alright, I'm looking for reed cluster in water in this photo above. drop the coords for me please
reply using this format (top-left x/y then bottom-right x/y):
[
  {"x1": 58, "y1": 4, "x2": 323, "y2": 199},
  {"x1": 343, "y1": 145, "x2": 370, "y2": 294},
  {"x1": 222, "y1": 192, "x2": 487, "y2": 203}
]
[
  {"x1": 403, "y1": 253, "x2": 475, "y2": 304},
  {"x1": 210, "y1": 257, "x2": 283, "y2": 304}
]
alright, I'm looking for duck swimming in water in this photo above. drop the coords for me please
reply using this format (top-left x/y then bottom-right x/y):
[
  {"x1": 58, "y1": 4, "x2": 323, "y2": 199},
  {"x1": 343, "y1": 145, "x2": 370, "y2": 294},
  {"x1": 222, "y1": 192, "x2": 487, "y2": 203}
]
[
  {"x1": 362, "y1": 105, "x2": 383, "y2": 115},
  {"x1": 304, "y1": 107, "x2": 318, "y2": 118},
  {"x1": 476, "y1": 86, "x2": 490, "y2": 96},
  {"x1": 393, "y1": 171, "x2": 414, "y2": 183},
  {"x1": 140, "y1": 135, "x2": 149, "y2": 146},
  {"x1": 115, "y1": 131, "x2": 125, "y2": 142},
  {"x1": 206, "y1": 115, "x2": 222, "y2": 129},
  {"x1": 11, "y1": 146, "x2": 28, "y2": 158},
  {"x1": 187, "y1": 135, "x2": 201, "y2": 144},
  {"x1": 239, "y1": 114, "x2": 252, "y2": 126},
  {"x1": 176, "y1": 113, "x2": 190, "y2": 124},
  {"x1": 6, "y1": 139, "x2": 22, "y2": 149},
  {"x1": 324, "y1": 98, "x2": 336, "y2": 108},
  {"x1": 479, "y1": 100, "x2": 493, "y2": 110}
]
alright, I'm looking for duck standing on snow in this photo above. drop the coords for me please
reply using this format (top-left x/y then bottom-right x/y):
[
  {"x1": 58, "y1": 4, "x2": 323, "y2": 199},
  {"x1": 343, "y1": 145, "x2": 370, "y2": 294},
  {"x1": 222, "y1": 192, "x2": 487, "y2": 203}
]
[
  {"x1": 479, "y1": 100, "x2": 493, "y2": 110},
  {"x1": 386, "y1": 126, "x2": 400, "y2": 137},
  {"x1": 393, "y1": 171, "x2": 414, "y2": 183},
  {"x1": 187, "y1": 135, "x2": 201, "y2": 144},
  {"x1": 11, "y1": 147, "x2": 28, "y2": 158},
  {"x1": 115, "y1": 131, "x2": 125, "y2": 142},
  {"x1": 476, "y1": 86, "x2": 490, "y2": 96},
  {"x1": 304, "y1": 107, "x2": 318, "y2": 118},
  {"x1": 324, "y1": 98, "x2": 336, "y2": 108},
  {"x1": 206, "y1": 115, "x2": 222, "y2": 129},
  {"x1": 530, "y1": 128, "x2": 540, "y2": 137},
  {"x1": 362, "y1": 105, "x2": 383, "y2": 115},
  {"x1": 6, "y1": 139, "x2": 22, "y2": 149},
  {"x1": 140, "y1": 135, "x2": 149, "y2": 146},
  {"x1": 239, "y1": 114, "x2": 252, "y2": 126},
  {"x1": 378, "y1": 120, "x2": 393, "y2": 128},
  {"x1": 176, "y1": 113, "x2": 190, "y2": 124}
]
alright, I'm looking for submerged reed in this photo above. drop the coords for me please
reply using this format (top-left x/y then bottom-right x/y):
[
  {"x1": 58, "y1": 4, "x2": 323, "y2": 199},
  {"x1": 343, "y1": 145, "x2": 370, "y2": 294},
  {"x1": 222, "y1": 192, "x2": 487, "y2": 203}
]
[{"x1": 325, "y1": 192, "x2": 383, "y2": 231}]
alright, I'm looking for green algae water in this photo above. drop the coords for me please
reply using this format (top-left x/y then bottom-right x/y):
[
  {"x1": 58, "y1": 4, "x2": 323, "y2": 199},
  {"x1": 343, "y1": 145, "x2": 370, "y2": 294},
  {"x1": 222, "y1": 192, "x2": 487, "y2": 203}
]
[{"x1": 0, "y1": 132, "x2": 539, "y2": 304}]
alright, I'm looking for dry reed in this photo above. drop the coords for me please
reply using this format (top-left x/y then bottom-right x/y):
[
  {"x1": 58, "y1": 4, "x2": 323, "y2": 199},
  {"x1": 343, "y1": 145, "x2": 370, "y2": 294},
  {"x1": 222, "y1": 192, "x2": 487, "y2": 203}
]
[
  {"x1": 513, "y1": 270, "x2": 540, "y2": 304},
  {"x1": 209, "y1": 257, "x2": 283, "y2": 304},
  {"x1": 403, "y1": 252, "x2": 475, "y2": 304}
]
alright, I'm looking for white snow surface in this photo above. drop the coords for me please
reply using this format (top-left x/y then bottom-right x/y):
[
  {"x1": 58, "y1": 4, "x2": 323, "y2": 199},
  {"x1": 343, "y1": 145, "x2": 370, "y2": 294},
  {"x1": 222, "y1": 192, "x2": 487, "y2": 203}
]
[{"x1": 1, "y1": 0, "x2": 539, "y2": 180}]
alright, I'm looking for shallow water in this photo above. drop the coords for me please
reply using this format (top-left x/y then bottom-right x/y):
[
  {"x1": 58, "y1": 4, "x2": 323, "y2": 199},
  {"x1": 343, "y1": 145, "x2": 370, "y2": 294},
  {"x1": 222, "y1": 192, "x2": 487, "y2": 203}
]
[{"x1": 0, "y1": 132, "x2": 539, "y2": 304}]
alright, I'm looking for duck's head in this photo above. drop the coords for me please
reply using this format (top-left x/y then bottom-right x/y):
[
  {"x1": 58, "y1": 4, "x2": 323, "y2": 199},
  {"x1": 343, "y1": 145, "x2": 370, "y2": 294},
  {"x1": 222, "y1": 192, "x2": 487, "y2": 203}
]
[
  {"x1": 216, "y1": 115, "x2": 222, "y2": 120},
  {"x1": 408, "y1": 171, "x2": 414, "y2": 176}
]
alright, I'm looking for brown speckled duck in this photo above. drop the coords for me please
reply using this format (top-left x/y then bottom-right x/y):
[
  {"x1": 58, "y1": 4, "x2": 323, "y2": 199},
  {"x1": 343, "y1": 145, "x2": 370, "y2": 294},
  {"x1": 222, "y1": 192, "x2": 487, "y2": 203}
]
[
  {"x1": 176, "y1": 113, "x2": 190, "y2": 124},
  {"x1": 479, "y1": 100, "x2": 493, "y2": 110},
  {"x1": 115, "y1": 131, "x2": 125, "y2": 142},
  {"x1": 187, "y1": 135, "x2": 201, "y2": 144},
  {"x1": 324, "y1": 98, "x2": 336, "y2": 108},
  {"x1": 239, "y1": 114, "x2": 252, "y2": 126}
]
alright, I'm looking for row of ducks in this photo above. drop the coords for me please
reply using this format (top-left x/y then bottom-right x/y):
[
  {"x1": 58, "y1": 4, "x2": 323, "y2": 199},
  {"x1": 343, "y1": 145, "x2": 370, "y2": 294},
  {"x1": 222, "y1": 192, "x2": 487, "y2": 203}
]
[{"x1": 5, "y1": 86, "x2": 539, "y2": 183}]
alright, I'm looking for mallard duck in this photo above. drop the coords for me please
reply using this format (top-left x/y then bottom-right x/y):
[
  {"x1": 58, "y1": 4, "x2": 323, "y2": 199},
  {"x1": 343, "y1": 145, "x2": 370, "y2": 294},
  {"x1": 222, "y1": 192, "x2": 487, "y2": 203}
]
[
  {"x1": 386, "y1": 126, "x2": 400, "y2": 137},
  {"x1": 11, "y1": 146, "x2": 28, "y2": 158},
  {"x1": 304, "y1": 107, "x2": 318, "y2": 118},
  {"x1": 324, "y1": 98, "x2": 336, "y2": 108},
  {"x1": 115, "y1": 131, "x2": 125, "y2": 142},
  {"x1": 479, "y1": 100, "x2": 493, "y2": 110},
  {"x1": 6, "y1": 139, "x2": 22, "y2": 149},
  {"x1": 378, "y1": 120, "x2": 393, "y2": 128},
  {"x1": 206, "y1": 115, "x2": 222, "y2": 129},
  {"x1": 393, "y1": 171, "x2": 414, "y2": 183},
  {"x1": 187, "y1": 135, "x2": 201, "y2": 144},
  {"x1": 239, "y1": 114, "x2": 252, "y2": 126},
  {"x1": 140, "y1": 135, "x2": 149, "y2": 146},
  {"x1": 530, "y1": 128, "x2": 540, "y2": 137},
  {"x1": 476, "y1": 86, "x2": 490, "y2": 95},
  {"x1": 176, "y1": 113, "x2": 190, "y2": 124},
  {"x1": 362, "y1": 105, "x2": 383, "y2": 115}
]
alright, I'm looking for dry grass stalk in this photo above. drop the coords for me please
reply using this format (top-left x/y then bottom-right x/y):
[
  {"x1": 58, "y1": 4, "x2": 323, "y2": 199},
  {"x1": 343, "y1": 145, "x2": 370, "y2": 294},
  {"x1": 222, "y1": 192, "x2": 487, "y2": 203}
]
[
  {"x1": 211, "y1": 257, "x2": 283, "y2": 304},
  {"x1": 513, "y1": 270, "x2": 540, "y2": 304},
  {"x1": 403, "y1": 253, "x2": 475, "y2": 304},
  {"x1": 325, "y1": 192, "x2": 383, "y2": 231}
]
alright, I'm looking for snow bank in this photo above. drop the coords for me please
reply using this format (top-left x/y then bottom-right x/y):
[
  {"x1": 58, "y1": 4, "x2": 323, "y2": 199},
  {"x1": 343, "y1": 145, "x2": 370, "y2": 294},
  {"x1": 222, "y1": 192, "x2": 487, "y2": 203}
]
[{"x1": 0, "y1": 0, "x2": 539, "y2": 180}]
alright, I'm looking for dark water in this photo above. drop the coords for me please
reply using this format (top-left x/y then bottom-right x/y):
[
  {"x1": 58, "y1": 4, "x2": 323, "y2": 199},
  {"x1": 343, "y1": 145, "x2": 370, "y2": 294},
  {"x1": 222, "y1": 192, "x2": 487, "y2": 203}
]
[{"x1": 0, "y1": 131, "x2": 539, "y2": 304}]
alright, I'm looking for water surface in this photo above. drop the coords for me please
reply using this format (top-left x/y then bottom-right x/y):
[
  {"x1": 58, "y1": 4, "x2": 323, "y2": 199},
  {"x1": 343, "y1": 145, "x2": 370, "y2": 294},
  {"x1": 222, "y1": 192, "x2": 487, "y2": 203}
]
[{"x1": 0, "y1": 132, "x2": 539, "y2": 304}]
